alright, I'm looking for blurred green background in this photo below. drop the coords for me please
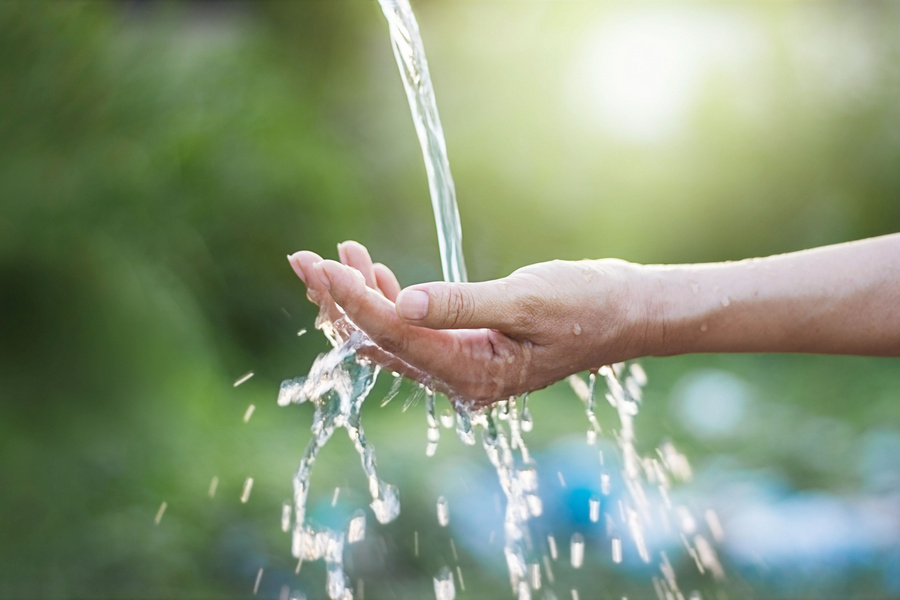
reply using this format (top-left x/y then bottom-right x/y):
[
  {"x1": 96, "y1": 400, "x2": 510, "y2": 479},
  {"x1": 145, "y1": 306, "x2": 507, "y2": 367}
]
[{"x1": 2, "y1": 1, "x2": 899, "y2": 598}]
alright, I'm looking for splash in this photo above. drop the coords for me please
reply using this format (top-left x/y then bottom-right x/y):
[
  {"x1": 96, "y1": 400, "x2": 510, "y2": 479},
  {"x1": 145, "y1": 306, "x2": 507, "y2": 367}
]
[
  {"x1": 275, "y1": 0, "x2": 726, "y2": 597},
  {"x1": 277, "y1": 332, "x2": 398, "y2": 599},
  {"x1": 569, "y1": 364, "x2": 726, "y2": 598}
]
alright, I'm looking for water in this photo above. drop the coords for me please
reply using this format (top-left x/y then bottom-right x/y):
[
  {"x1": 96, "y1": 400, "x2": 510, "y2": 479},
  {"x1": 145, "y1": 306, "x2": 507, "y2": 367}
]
[
  {"x1": 570, "y1": 533, "x2": 585, "y2": 569},
  {"x1": 241, "y1": 477, "x2": 254, "y2": 504},
  {"x1": 433, "y1": 566, "x2": 456, "y2": 600},
  {"x1": 273, "y1": 0, "x2": 726, "y2": 596},
  {"x1": 376, "y1": 0, "x2": 466, "y2": 284},
  {"x1": 436, "y1": 495, "x2": 450, "y2": 527},
  {"x1": 278, "y1": 333, "x2": 398, "y2": 599}
]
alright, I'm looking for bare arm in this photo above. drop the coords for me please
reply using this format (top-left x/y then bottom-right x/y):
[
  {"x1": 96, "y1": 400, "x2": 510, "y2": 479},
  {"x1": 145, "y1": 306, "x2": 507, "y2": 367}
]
[
  {"x1": 289, "y1": 234, "x2": 900, "y2": 406},
  {"x1": 642, "y1": 234, "x2": 900, "y2": 357}
]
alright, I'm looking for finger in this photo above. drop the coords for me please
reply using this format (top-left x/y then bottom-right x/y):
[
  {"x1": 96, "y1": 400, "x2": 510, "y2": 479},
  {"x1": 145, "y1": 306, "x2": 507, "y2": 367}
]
[
  {"x1": 318, "y1": 260, "x2": 531, "y2": 405},
  {"x1": 316, "y1": 260, "x2": 453, "y2": 367},
  {"x1": 288, "y1": 251, "x2": 343, "y2": 323},
  {"x1": 373, "y1": 263, "x2": 402, "y2": 302},
  {"x1": 337, "y1": 240, "x2": 379, "y2": 291},
  {"x1": 395, "y1": 279, "x2": 526, "y2": 332}
]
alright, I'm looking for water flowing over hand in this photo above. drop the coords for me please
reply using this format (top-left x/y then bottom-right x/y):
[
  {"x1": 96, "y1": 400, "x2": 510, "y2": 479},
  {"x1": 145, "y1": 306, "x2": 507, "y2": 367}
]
[{"x1": 289, "y1": 241, "x2": 648, "y2": 407}]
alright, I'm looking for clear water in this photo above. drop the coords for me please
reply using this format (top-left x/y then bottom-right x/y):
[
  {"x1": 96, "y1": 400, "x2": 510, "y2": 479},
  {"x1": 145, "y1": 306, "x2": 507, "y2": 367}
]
[
  {"x1": 375, "y1": 0, "x2": 467, "y2": 284},
  {"x1": 275, "y1": 0, "x2": 725, "y2": 597},
  {"x1": 278, "y1": 332, "x2": 398, "y2": 599}
]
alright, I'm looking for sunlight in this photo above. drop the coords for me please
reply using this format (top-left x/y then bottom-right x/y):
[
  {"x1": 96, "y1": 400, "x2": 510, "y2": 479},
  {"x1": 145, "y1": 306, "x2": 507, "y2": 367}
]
[{"x1": 566, "y1": 8, "x2": 762, "y2": 143}]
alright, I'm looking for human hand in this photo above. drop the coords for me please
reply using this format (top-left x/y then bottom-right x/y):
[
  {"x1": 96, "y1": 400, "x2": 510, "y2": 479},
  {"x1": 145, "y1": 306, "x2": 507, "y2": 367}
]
[{"x1": 288, "y1": 241, "x2": 650, "y2": 407}]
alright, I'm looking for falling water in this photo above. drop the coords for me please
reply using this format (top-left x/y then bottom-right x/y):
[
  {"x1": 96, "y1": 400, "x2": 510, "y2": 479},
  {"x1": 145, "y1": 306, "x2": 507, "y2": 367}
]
[
  {"x1": 274, "y1": 0, "x2": 726, "y2": 597},
  {"x1": 278, "y1": 333, "x2": 398, "y2": 599},
  {"x1": 375, "y1": 0, "x2": 466, "y2": 284}
]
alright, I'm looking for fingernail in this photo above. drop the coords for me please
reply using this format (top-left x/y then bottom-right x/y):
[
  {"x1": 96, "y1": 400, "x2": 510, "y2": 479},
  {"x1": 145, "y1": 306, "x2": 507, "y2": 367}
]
[
  {"x1": 314, "y1": 262, "x2": 332, "y2": 290},
  {"x1": 287, "y1": 253, "x2": 306, "y2": 284},
  {"x1": 397, "y1": 289, "x2": 429, "y2": 320}
]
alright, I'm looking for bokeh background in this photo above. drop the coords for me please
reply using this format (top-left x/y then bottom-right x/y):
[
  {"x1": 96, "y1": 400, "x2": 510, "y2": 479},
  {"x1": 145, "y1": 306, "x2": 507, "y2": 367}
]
[{"x1": 2, "y1": 1, "x2": 899, "y2": 598}]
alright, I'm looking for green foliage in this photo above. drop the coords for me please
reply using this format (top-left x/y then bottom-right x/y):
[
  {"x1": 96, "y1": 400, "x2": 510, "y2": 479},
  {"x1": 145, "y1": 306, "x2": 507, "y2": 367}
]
[{"x1": 1, "y1": 2, "x2": 899, "y2": 598}]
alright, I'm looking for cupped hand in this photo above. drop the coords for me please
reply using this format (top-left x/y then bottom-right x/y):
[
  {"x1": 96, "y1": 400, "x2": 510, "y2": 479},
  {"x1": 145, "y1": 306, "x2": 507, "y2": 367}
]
[{"x1": 288, "y1": 241, "x2": 649, "y2": 407}]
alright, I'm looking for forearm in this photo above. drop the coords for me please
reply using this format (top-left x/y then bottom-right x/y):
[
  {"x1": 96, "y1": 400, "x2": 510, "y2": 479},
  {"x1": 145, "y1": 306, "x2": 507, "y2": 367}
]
[{"x1": 638, "y1": 234, "x2": 900, "y2": 357}]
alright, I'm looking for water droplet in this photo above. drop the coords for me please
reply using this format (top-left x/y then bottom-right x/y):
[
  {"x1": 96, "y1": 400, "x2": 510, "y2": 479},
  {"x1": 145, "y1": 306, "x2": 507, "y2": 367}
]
[
  {"x1": 600, "y1": 472, "x2": 611, "y2": 495},
  {"x1": 570, "y1": 533, "x2": 585, "y2": 569},
  {"x1": 154, "y1": 501, "x2": 167, "y2": 525},
  {"x1": 347, "y1": 510, "x2": 366, "y2": 544},
  {"x1": 629, "y1": 363, "x2": 647, "y2": 386},
  {"x1": 297, "y1": 328, "x2": 308, "y2": 337},
  {"x1": 720, "y1": 297, "x2": 730, "y2": 307},
  {"x1": 589, "y1": 496, "x2": 601, "y2": 523},
  {"x1": 241, "y1": 478, "x2": 254, "y2": 504},
  {"x1": 542, "y1": 555, "x2": 555, "y2": 584},
  {"x1": 571, "y1": 589, "x2": 580, "y2": 600},
  {"x1": 547, "y1": 535, "x2": 558, "y2": 561},
  {"x1": 414, "y1": 531, "x2": 419, "y2": 556},
  {"x1": 611, "y1": 537, "x2": 622, "y2": 564},
  {"x1": 282, "y1": 503, "x2": 291, "y2": 532},
  {"x1": 208, "y1": 476, "x2": 218, "y2": 498},
  {"x1": 331, "y1": 487, "x2": 341, "y2": 507},
  {"x1": 705, "y1": 509, "x2": 724, "y2": 542},
  {"x1": 326, "y1": 565, "x2": 346, "y2": 600},
  {"x1": 234, "y1": 371, "x2": 254, "y2": 387},
  {"x1": 699, "y1": 323, "x2": 708, "y2": 332},
  {"x1": 521, "y1": 407, "x2": 534, "y2": 432},
  {"x1": 433, "y1": 566, "x2": 456, "y2": 600},
  {"x1": 677, "y1": 505, "x2": 696, "y2": 534},
  {"x1": 586, "y1": 430, "x2": 596, "y2": 445},
  {"x1": 572, "y1": 323, "x2": 582, "y2": 336},
  {"x1": 455, "y1": 566, "x2": 466, "y2": 592},
  {"x1": 380, "y1": 375, "x2": 403, "y2": 407},
  {"x1": 440, "y1": 408, "x2": 455, "y2": 428},
  {"x1": 370, "y1": 482, "x2": 400, "y2": 524},
  {"x1": 253, "y1": 568, "x2": 263, "y2": 595},
  {"x1": 455, "y1": 410, "x2": 476, "y2": 445},
  {"x1": 694, "y1": 534, "x2": 725, "y2": 579},
  {"x1": 529, "y1": 562, "x2": 541, "y2": 590},
  {"x1": 436, "y1": 496, "x2": 450, "y2": 527},
  {"x1": 557, "y1": 472, "x2": 566, "y2": 487},
  {"x1": 517, "y1": 581, "x2": 531, "y2": 600},
  {"x1": 243, "y1": 404, "x2": 256, "y2": 423}
]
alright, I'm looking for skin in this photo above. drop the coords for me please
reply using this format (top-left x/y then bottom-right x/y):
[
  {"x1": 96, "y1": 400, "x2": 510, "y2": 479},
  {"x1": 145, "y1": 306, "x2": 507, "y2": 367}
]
[{"x1": 288, "y1": 234, "x2": 900, "y2": 407}]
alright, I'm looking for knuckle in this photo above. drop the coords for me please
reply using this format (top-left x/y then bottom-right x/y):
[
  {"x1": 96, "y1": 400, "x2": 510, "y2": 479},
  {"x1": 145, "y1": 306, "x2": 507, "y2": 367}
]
[
  {"x1": 511, "y1": 294, "x2": 544, "y2": 332},
  {"x1": 443, "y1": 287, "x2": 475, "y2": 328}
]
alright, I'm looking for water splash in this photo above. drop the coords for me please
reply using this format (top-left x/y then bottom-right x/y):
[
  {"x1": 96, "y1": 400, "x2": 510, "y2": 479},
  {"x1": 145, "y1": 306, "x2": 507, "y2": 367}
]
[
  {"x1": 275, "y1": 0, "x2": 727, "y2": 595},
  {"x1": 568, "y1": 363, "x2": 726, "y2": 594},
  {"x1": 433, "y1": 566, "x2": 456, "y2": 600},
  {"x1": 278, "y1": 332, "x2": 398, "y2": 599}
]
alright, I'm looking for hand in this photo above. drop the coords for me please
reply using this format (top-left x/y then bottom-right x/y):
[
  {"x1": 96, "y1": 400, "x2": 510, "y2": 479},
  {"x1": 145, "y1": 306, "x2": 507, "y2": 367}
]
[{"x1": 288, "y1": 241, "x2": 649, "y2": 407}]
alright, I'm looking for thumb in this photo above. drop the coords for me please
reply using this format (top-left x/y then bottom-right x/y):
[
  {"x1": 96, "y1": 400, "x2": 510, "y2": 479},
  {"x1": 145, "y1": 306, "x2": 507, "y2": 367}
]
[{"x1": 395, "y1": 280, "x2": 518, "y2": 331}]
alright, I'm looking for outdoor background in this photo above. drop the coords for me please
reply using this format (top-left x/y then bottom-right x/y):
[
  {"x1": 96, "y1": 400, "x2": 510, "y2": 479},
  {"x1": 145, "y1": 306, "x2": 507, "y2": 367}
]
[{"x1": 2, "y1": 1, "x2": 899, "y2": 599}]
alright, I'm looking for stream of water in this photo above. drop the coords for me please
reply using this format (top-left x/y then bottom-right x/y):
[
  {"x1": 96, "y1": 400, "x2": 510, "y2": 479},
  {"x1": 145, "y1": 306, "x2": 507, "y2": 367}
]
[
  {"x1": 277, "y1": 1, "x2": 725, "y2": 598},
  {"x1": 377, "y1": 0, "x2": 466, "y2": 284}
]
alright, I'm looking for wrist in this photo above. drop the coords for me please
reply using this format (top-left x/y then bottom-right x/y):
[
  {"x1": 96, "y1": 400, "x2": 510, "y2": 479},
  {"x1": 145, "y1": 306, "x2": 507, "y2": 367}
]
[{"x1": 633, "y1": 264, "x2": 700, "y2": 358}]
